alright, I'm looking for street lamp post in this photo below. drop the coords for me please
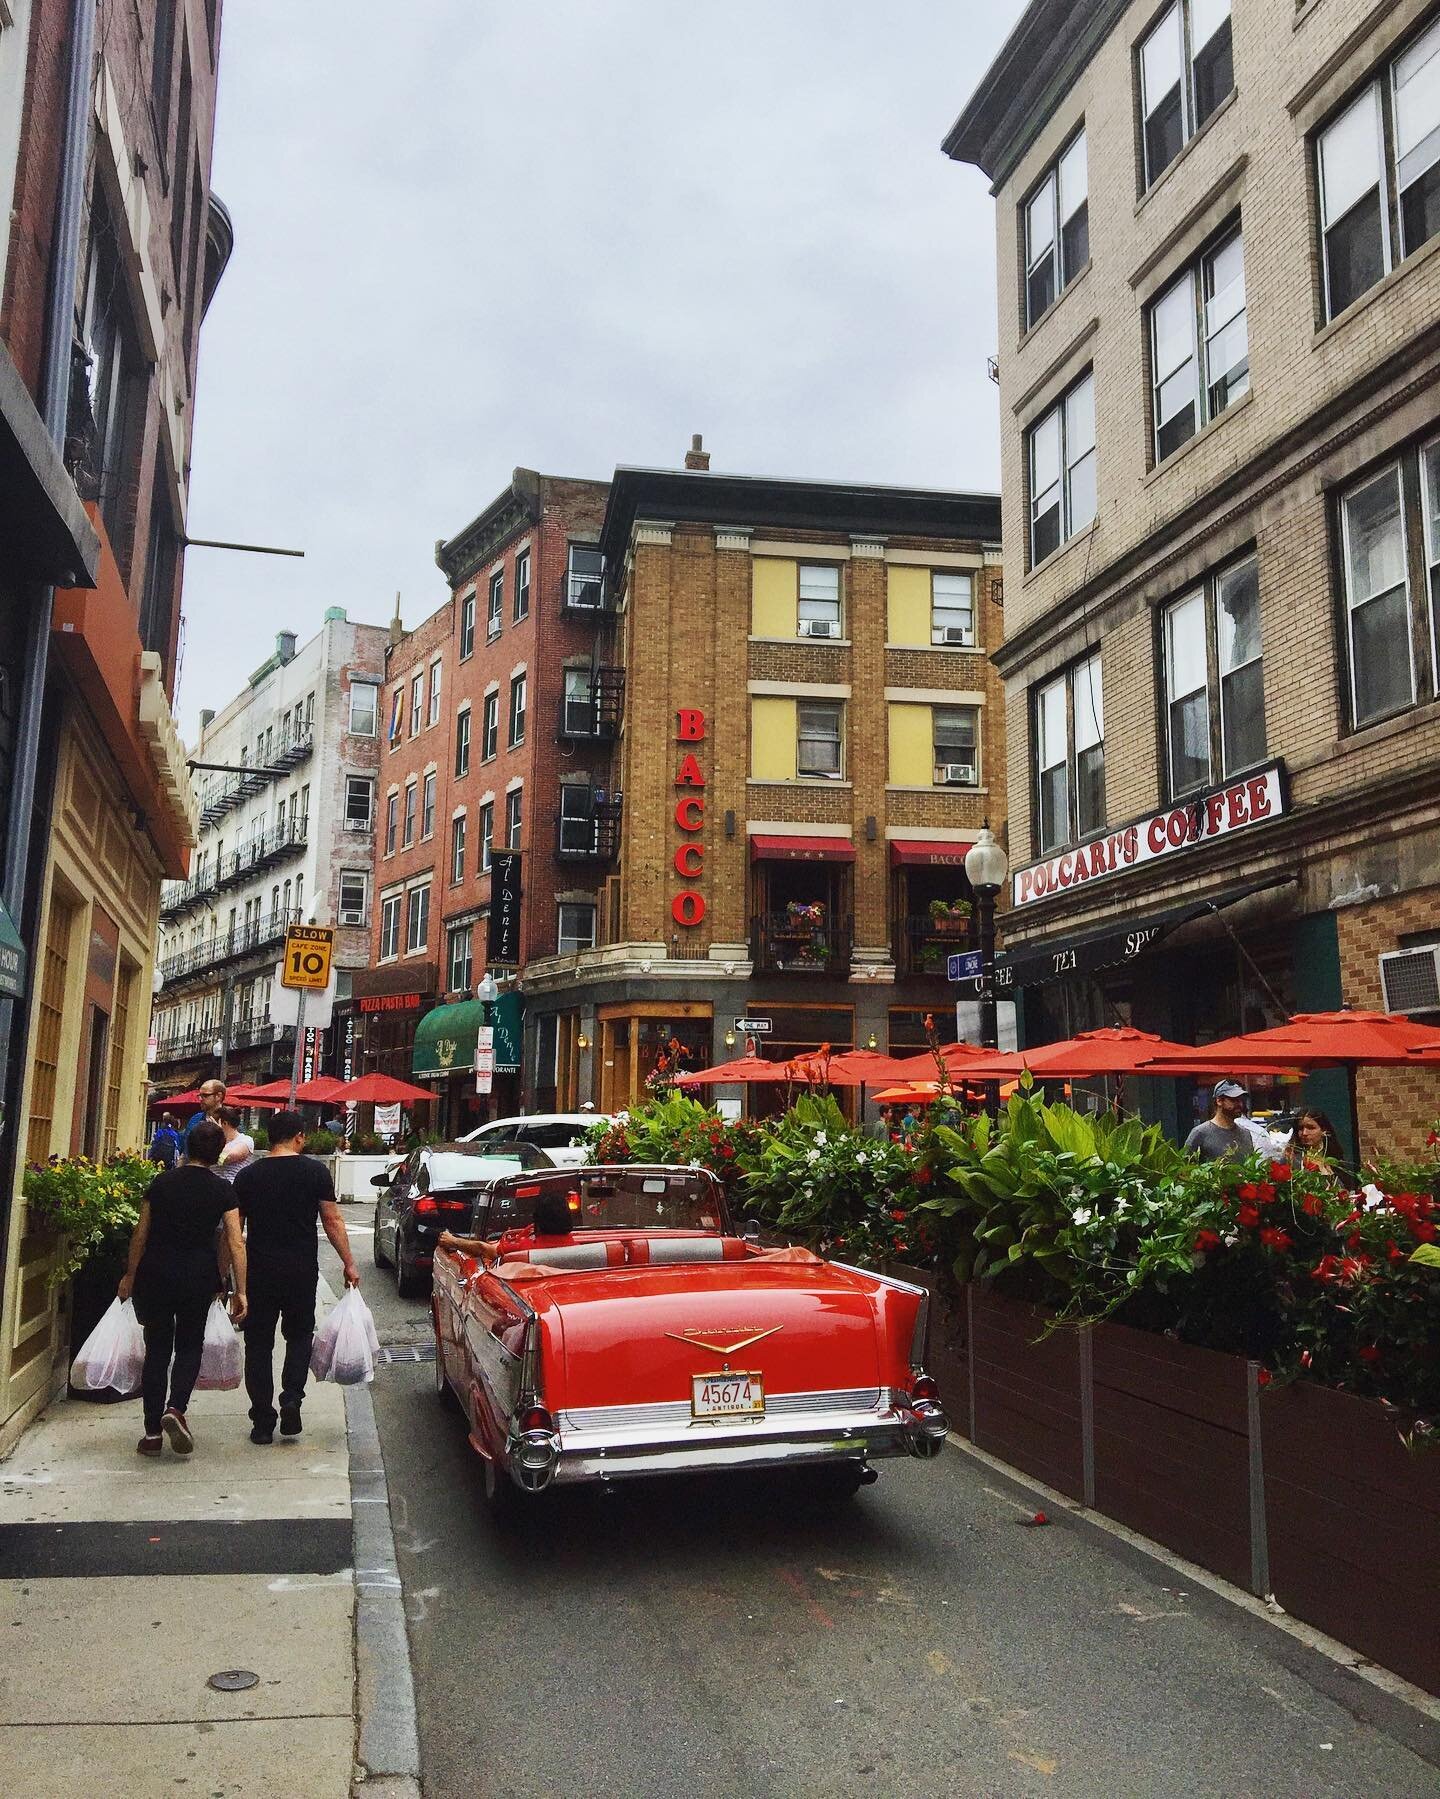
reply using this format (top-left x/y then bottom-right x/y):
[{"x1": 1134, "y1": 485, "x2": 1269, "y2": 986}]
[
  {"x1": 476, "y1": 972, "x2": 499, "y2": 1127},
  {"x1": 963, "y1": 825, "x2": 1009, "y2": 1054}
]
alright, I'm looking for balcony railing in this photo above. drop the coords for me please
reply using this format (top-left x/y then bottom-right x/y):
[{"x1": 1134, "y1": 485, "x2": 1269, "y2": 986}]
[
  {"x1": 554, "y1": 807, "x2": 621, "y2": 862},
  {"x1": 750, "y1": 912, "x2": 853, "y2": 979},
  {"x1": 558, "y1": 667, "x2": 625, "y2": 741},
  {"x1": 215, "y1": 819, "x2": 308, "y2": 890},
  {"x1": 196, "y1": 730, "x2": 314, "y2": 831},
  {"x1": 159, "y1": 908, "x2": 301, "y2": 985},
  {"x1": 894, "y1": 913, "x2": 973, "y2": 979},
  {"x1": 159, "y1": 866, "x2": 220, "y2": 920}
]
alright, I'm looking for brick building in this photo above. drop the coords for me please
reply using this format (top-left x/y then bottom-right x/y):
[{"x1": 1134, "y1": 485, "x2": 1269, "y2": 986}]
[
  {"x1": 946, "y1": 0, "x2": 1440, "y2": 1156},
  {"x1": 521, "y1": 446, "x2": 1004, "y2": 1112},
  {"x1": 0, "y1": 0, "x2": 228, "y2": 1445},
  {"x1": 359, "y1": 470, "x2": 609, "y2": 1132}
]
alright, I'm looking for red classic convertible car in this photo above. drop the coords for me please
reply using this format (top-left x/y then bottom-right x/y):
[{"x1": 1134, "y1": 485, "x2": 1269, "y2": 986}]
[{"x1": 430, "y1": 1164, "x2": 949, "y2": 1509}]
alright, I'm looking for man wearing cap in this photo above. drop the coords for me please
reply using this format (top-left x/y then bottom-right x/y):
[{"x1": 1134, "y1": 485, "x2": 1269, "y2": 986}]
[{"x1": 1184, "y1": 1080, "x2": 1252, "y2": 1163}]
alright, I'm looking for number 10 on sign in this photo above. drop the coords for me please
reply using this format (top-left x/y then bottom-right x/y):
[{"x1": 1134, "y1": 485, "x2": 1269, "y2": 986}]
[{"x1": 281, "y1": 925, "x2": 334, "y2": 991}]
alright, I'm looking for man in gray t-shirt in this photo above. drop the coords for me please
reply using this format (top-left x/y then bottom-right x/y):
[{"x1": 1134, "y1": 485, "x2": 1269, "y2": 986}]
[{"x1": 1184, "y1": 1080, "x2": 1252, "y2": 1163}]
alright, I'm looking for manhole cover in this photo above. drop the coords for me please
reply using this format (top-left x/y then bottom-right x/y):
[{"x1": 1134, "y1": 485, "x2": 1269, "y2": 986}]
[{"x1": 207, "y1": 1669, "x2": 259, "y2": 1693}]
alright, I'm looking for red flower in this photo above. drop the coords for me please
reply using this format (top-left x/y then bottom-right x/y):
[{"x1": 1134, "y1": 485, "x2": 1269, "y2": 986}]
[
  {"x1": 1345, "y1": 1231, "x2": 1363, "y2": 1251},
  {"x1": 1237, "y1": 1203, "x2": 1260, "y2": 1228},
  {"x1": 1256, "y1": 1368, "x2": 1272, "y2": 1387},
  {"x1": 892, "y1": 1236, "x2": 906, "y2": 1251},
  {"x1": 914, "y1": 1166, "x2": 932, "y2": 1186},
  {"x1": 719, "y1": 1144, "x2": 735, "y2": 1160},
  {"x1": 1193, "y1": 1229, "x2": 1222, "y2": 1252},
  {"x1": 1300, "y1": 1350, "x2": 1313, "y2": 1369},
  {"x1": 1260, "y1": 1227, "x2": 1293, "y2": 1251},
  {"x1": 1416, "y1": 1221, "x2": 1437, "y2": 1242},
  {"x1": 890, "y1": 1209, "x2": 908, "y2": 1222},
  {"x1": 1270, "y1": 1161, "x2": 1292, "y2": 1183},
  {"x1": 1256, "y1": 1182, "x2": 1277, "y2": 1205},
  {"x1": 1236, "y1": 1183, "x2": 1260, "y2": 1201},
  {"x1": 1427, "y1": 1131, "x2": 1438, "y2": 1147},
  {"x1": 1302, "y1": 1193, "x2": 1324, "y2": 1217},
  {"x1": 1358, "y1": 1345, "x2": 1382, "y2": 1364},
  {"x1": 1386, "y1": 1240, "x2": 1404, "y2": 1263}
]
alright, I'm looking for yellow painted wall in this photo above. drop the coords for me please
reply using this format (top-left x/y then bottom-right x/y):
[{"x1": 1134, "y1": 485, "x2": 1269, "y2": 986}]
[
  {"x1": 886, "y1": 566, "x2": 931, "y2": 648},
  {"x1": 752, "y1": 559, "x2": 797, "y2": 639},
  {"x1": 888, "y1": 702, "x2": 934, "y2": 787},
  {"x1": 751, "y1": 696, "x2": 797, "y2": 781}
]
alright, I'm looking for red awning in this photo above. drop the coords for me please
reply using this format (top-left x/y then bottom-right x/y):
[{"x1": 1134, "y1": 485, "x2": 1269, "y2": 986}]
[
  {"x1": 749, "y1": 835, "x2": 855, "y2": 862},
  {"x1": 889, "y1": 838, "x2": 976, "y2": 867}
]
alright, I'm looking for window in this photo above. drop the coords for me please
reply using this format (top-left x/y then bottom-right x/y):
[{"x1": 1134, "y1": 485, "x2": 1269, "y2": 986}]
[
  {"x1": 402, "y1": 781, "x2": 417, "y2": 847},
  {"x1": 429, "y1": 660, "x2": 442, "y2": 726},
  {"x1": 448, "y1": 923, "x2": 473, "y2": 994},
  {"x1": 151, "y1": 0, "x2": 177, "y2": 143},
  {"x1": 1150, "y1": 226, "x2": 1248, "y2": 462},
  {"x1": 558, "y1": 785, "x2": 595, "y2": 854},
  {"x1": 931, "y1": 572, "x2": 975, "y2": 646},
  {"x1": 405, "y1": 884, "x2": 430, "y2": 953},
  {"x1": 389, "y1": 687, "x2": 403, "y2": 744},
  {"x1": 932, "y1": 707, "x2": 979, "y2": 785},
  {"x1": 379, "y1": 893, "x2": 401, "y2": 961},
  {"x1": 459, "y1": 590, "x2": 476, "y2": 660},
  {"x1": 482, "y1": 691, "x2": 499, "y2": 760},
  {"x1": 558, "y1": 902, "x2": 597, "y2": 955},
  {"x1": 567, "y1": 543, "x2": 603, "y2": 609},
  {"x1": 349, "y1": 681, "x2": 379, "y2": 736},
  {"x1": 384, "y1": 791, "x2": 397, "y2": 856},
  {"x1": 506, "y1": 787, "x2": 523, "y2": 849},
  {"x1": 421, "y1": 770, "x2": 436, "y2": 839},
  {"x1": 508, "y1": 673, "x2": 526, "y2": 747},
  {"x1": 514, "y1": 548, "x2": 531, "y2": 621},
  {"x1": 1317, "y1": 19, "x2": 1440, "y2": 321},
  {"x1": 487, "y1": 570, "x2": 503, "y2": 638},
  {"x1": 344, "y1": 776, "x2": 374, "y2": 830},
  {"x1": 479, "y1": 800, "x2": 494, "y2": 873},
  {"x1": 1161, "y1": 555, "x2": 1264, "y2": 793},
  {"x1": 451, "y1": 812, "x2": 466, "y2": 884},
  {"x1": 1028, "y1": 371, "x2": 1095, "y2": 566},
  {"x1": 1140, "y1": 0, "x2": 1233, "y2": 189},
  {"x1": 1024, "y1": 129, "x2": 1088, "y2": 326},
  {"x1": 1426, "y1": 441, "x2": 1440, "y2": 692},
  {"x1": 1034, "y1": 653, "x2": 1105, "y2": 852},
  {"x1": 563, "y1": 666, "x2": 595, "y2": 735},
  {"x1": 338, "y1": 870, "x2": 368, "y2": 926},
  {"x1": 410, "y1": 673, "x2": 423, "y2": 737},
  {"x1": 1341, "y1": 463, "x2": 1416, "y2": 726},
  {"x1": 797, "y1": 702, "x2": 843, "y2": 778},
  {"x1": 797, "y1": 565, "x2": 842, "y2": 638},
  {"x1": 455, "y1": 706, "x2": 471, "y2": 776}
]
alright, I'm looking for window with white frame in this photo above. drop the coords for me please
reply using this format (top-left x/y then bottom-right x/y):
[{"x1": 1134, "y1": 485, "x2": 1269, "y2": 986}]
[
  {"x1": 384, "y1": 791, "x2": 397, "y2": 856},
  {"x1": 1028, "y1": 370, "x2": 1096, "y2": 566},
  {"x1": 1316, "y1": 18, "x2": 1440, "y2": 323},
  {"x1": 344, "y1": 775, "x2": 374, "y2": 830},
  {"x1": 797, "y1": 565, "x2": 842, "y2": 638},
  {"x1": 558, "y1": 901, "x2": 597, "y2": 955},
  {"x1": 379, "y1": 892, "x2": 401, "y2": 961},
  {"x1": 481, "y1": 690, "x2": 499, "y2": 760},
  {"x1": 506, "y1": 787, "x2": 523, "y2": 849},
  {"x1": 1150, "y1": 226, "x2": 1248, "y2": 462},
  {"x1": 459, "y1": 589, "x2": 476, "y2": 660},
  {"x1": 429, "y1": 659, "x2": 442, "y2": 726},
  {"x1": 1339, "y1": 451, "x2": 1440, "y2": 728},
  {"x1": 932, "y1": 707, "x2": 979, "y2": 786},
  {"x1": 567, "y1": 543, "x2": 603, "y2": 609},
  {"x1": 402, "y1": 781, "x2": 417, "y2": 847},
  {"x1": 1024, "y1": 128, "x2": 1088, "y2": 326},
  {"x1": 1139, "y1": 0, "x2": 1233, "y2": 190},
  {"x1": 797, "y1": 702, "x2": 843, "y2": 778},
  {"x1": 563, "y1": 666, "x2": 595, "y2": 735},
  {"x1": 388, "y1": 686, "x2": 403, "y2": 744},
  {"x1": 406, "y1": 883, "x2": 430, "y2": 953},
  {"x1": 931, "y1": 572, "x2": 975, "y2": 646},
  {"x1": 1160, "y1": 555, "x2": 1264, "y2": 794},
  {"x1": 487, "y1": 569, "x2": 503, "y2": 638},
  {"x1": 410, "y1": 672, "x2": 423, "y2": 737},
  {"x1": 451, "y1": 812, "x2": 466, "y2": 884},
  {"x1": 448, "y1": 923, "x2": 473, "y2": 994},
  {"x1": 478, "y1": 800, "x2": 494, "y2": 873},
  {"x1": 348, "y1": 681, "x2": 379, "y2": 736},
  {"x1": 558, "y1": 785, "x2": 595, "y2": 854},
  {"x1": 1034, "y1": 653, "x2": 1105, "y2": 852},
  {"x1": 514, "y1": 548, "x2": 531, "y2": 621},
  {"x1": 338, "y1": 870, "x2": 368, "y2": 926},
  {"x1": 421, "y1": 770, "x2": 436, "y2": 839},
  {"x1": 455, "y1": 706, "x2": 471, "y2": 777},
  {"x1": 508, "y1": 673, "x2": 526, "y2": 746}
]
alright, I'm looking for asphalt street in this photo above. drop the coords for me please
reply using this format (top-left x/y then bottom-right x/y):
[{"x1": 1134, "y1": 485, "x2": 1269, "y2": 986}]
[{"x1": 325, "y1": 1220, "x2": 1439, "y2": 1799}]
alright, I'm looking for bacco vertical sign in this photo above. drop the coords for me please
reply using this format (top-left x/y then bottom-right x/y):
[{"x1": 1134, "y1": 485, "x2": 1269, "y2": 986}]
[{"x1": 672, "y1": 708, "x2": 706, "y2": 928}]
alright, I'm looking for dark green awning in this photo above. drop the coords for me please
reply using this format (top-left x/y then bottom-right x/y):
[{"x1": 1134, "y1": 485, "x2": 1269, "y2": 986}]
[{"x1": 413, "y1": 992, "x2": 522, "y2": 1076}]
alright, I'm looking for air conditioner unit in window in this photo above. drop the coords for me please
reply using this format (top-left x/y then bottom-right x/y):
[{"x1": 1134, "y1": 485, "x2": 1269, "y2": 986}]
[
  {"x1": 339, "y1": 907, "x2": 366, "y2": 927},
  {"x1": 1378, "y1": 945, "x2": 1440, "y2": 1013},
  {"x1": 941, "y1": 626, "x2": 971, "y2": 646},
  {"x1": 798, "y1": 619, "x2": 837, "y2": 638},
  {"x1": 935, "y1": 763, "x2": 976, "y2": 786}
]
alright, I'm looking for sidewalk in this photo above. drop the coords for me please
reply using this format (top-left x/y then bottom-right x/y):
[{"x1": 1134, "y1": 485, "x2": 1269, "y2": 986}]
[{"x1": 0, "y1": 1278, "x2": 407, "y2": 1798}]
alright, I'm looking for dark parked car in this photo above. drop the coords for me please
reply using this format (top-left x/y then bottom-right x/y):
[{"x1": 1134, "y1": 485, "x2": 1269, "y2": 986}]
[{"x1": 371, "y1": 1141, "x2": 554, "y2": 1296}]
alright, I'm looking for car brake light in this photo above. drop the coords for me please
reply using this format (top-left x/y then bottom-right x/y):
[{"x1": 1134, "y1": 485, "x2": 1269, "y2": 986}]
[
  {"x1": 517, "y1": 1404, "x2": 553, "y2": 1435},
  {"x1": 438, "y1": 1199, "x2": 468, "y2": 1213},
  {"x1": 566, "y1": 1191, "x2": 581, "y2": 1214},
  {"x1": 910, "y1": 1374, "x2": 939, "y2": 1404},
  {"x1": 414, "y1": 1196, "x2": 438, "y2": 1215},
  {"x1": 514, "y1": 1184, "x2": 542, "y2": 1198}
]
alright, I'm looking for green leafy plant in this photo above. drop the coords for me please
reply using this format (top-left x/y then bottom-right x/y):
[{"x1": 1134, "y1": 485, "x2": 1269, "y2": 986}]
[
  {"x1": 22, "y1": 1153, "x2": 155, "y2": 1283},
  {"x1": 927, "y1": 898, "x2": 972, "y2": 927},
  {"x1": 304, "y1": 1129, "x2": 340, "y2": 1155},
  {"x1": 584, "y1": 1094, "x2": 763, "y2": 1188}
]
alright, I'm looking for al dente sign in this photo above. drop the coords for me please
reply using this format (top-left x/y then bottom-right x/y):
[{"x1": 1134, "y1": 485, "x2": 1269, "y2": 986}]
[
  {"x1": 673, "y1": 708, "x2": 706, "y2": 926},
  {"x1": 1011, "y1": 765, "x2": 1286, "y2": 910}
]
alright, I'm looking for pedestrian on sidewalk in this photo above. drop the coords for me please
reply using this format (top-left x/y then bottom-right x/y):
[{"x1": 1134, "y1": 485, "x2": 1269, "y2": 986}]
[
  {"x1": 148, "y1": 1111, "x2": 182, "y2": 1168},
  {"x1": 184, "y1": 1078, "x2": 226, "y2": 1148},
  {"x1": 1183, "y1": 1080, "x2": 1253, "y2": 1163},
  {"x1": 234, "y1": 1108, "x2": 360, "y2": 1446},
  {"x1": 118, "y1": 1119, "x2": 248, "y2": 1458},
  {"x1": 215, "y1": 1106, "x2": 255, "y2": 1182}
]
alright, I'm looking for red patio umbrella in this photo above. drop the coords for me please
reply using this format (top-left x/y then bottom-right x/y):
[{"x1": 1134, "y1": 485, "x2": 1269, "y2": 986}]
[
  {"x1": 148, "y1": 1088, "x2": 202, "y2": 1111},
  {"x1": 677, "y1": 1049, "x2": 803, "y2": 1086},
  {"x1": 331, "y1": 1073, "x2": 436, "y2": 1105},
  {"x1": 782, "y1": 1048, "x2": 924, "y2": 1088},
  {"x1": 239, "y1": 1078, "x2": 296, "y2": 1101},
  {"x1": 891, "y1": 1040, "x2": 1014, "y2": 1081},
  {"x1": 1139, "y1": 1011, "x2": 1440, "y2": 1071},
  {"x1": 293, "y1": 1075, "x2": 349, "y2": 1104}
]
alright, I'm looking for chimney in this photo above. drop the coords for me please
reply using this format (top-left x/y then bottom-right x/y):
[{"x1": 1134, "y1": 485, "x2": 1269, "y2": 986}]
[
  {"x1": 684, "y1": 433, "x2": 710, "y2": 472},
  {"x1": 199, "y1": 708, "x2": 215, "y2": 732},
  {"x1": 388, "y1": 591, "x2": 404, "y2": 648},
  {"x1": 276, "y1": 630, "x2": 297, "y2": 664}
]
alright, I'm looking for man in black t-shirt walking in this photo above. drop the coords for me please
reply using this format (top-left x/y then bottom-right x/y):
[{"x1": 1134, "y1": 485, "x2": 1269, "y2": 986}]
[{"x1": 234, "y1": 1109, "x2": 360, "y2": 1445}]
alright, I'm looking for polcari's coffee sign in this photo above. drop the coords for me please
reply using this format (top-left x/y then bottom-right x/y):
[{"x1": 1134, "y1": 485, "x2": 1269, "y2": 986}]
[{"x1": 1011, "y1": 763, "x2": 1286, "y2": 910}]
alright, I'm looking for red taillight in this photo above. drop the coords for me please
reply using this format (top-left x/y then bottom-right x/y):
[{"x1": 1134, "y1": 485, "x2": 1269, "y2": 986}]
[
  {"x1": 566, "y1": 1190, "x2": 582, "y2": 1214},
  {"x1": 514, "y1": 1184, "x2": 542, "y2": 1198},
  {"x1": 438, "y1": 1199, "x2": 468, "y2": 1213},
  {"x1": 910, "y1": 1374, "x2": 939, "y2": 1404},
  {"x1": 414, "y1": 1196, "x2": 438, "y2": 1215},
  {"x1": 517, "y1": 1404, "x2": 553, "y2": 1434}
]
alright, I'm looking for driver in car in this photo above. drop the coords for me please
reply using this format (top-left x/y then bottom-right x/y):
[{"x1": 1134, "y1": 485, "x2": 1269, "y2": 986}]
[{"x1": 437, "y1": 1190, "x2": 581, "y2": 1264}]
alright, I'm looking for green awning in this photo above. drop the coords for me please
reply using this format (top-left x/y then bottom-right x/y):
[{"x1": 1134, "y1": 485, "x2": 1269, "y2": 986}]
[
  {"x1": 413, "y1": 992, "x2": 522, "y2": 1077},
  {"x1": 0, "y1": 900, "x2": 26, "y2": 1001}
]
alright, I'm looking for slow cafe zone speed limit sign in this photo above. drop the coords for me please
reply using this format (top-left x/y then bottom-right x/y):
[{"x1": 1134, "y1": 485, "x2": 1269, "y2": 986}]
[{"x1": 281, "y1": 924, "x2": 335, "y2": 991}]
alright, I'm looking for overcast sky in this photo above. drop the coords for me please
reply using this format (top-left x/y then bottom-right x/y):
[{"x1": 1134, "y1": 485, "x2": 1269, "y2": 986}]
[{"x1": 178, "y1": 1, "x2": 1025, "y2": 738}]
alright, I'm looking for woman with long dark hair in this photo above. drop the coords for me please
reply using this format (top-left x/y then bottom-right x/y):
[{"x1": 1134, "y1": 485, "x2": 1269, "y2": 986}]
[
  {"x1": 118, "y1": 1119, "x2": 247, "y2": 1457},
  {"x1": 1289, "y1": 1108, "x2": 1347, "y2": 1179}
]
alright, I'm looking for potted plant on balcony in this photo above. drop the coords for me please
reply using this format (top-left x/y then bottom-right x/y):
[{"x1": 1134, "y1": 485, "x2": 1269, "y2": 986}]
[{"x1": 927, "y1": 897, "x2": 972, "y2": 934}]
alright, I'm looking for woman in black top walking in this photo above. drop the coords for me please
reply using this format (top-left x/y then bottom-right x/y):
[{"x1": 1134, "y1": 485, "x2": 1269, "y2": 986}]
[{"x1": 118, "y1": 1119, "x2": 247, "y2": 1457}]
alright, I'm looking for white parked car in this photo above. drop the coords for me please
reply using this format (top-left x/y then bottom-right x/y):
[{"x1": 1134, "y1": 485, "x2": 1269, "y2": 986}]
[{"x1": 459, "y1": 1112, "x2": 613, "y2": 1168}]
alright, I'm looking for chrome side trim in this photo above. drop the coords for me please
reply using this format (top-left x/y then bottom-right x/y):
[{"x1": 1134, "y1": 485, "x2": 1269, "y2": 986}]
[{"x1": 560, "y1": 1386, "x2": 886, "y2": 1434}]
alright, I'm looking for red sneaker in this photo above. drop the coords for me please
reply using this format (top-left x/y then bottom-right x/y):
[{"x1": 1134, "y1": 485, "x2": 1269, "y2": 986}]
[
  {"x1": 136, "y1": 1434, "x2": 162, "y2": 1457},
  {"x1": 161, "y1": 1409, "x2": 194, "y2": 1455}
]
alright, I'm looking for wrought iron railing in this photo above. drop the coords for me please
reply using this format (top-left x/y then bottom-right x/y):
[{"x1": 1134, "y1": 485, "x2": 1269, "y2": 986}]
[{"x1": 749, "y1": 913, "x2": 853, "y2": 979}]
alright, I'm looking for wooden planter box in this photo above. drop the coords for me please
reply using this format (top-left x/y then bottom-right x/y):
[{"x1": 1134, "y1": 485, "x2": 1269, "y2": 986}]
[
  {"x1": 1091, "y1": 1323, "x2": 1252, "y2": 1589},
  {"x1": 886, "y1": 1261, "x2": 969, "y2": 1436},
  {"x1": 968, "y1": 1286, "x2": 1085, "y2": 1500},
  {"x1": 1261, "y1": 1381, "x2": 1440, "y2": 1697}
]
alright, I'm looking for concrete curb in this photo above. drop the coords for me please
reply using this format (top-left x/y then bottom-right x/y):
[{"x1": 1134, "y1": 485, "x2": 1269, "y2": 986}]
[{"x1": 346, "y1": 1379, "x2": 421, "y2": 1793}]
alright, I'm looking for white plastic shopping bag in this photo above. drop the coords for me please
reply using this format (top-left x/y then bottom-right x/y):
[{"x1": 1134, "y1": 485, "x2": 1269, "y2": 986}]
[
  {"x1": 309, "y1": 1287, "x2": 379, "y2": 1386},
  {"x1": 71, "y1": 1297, "x2": 146, "y2": 1394},
  {"x1": 194, "y1": 1298, "x2": 244, "y2": 1391}
]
